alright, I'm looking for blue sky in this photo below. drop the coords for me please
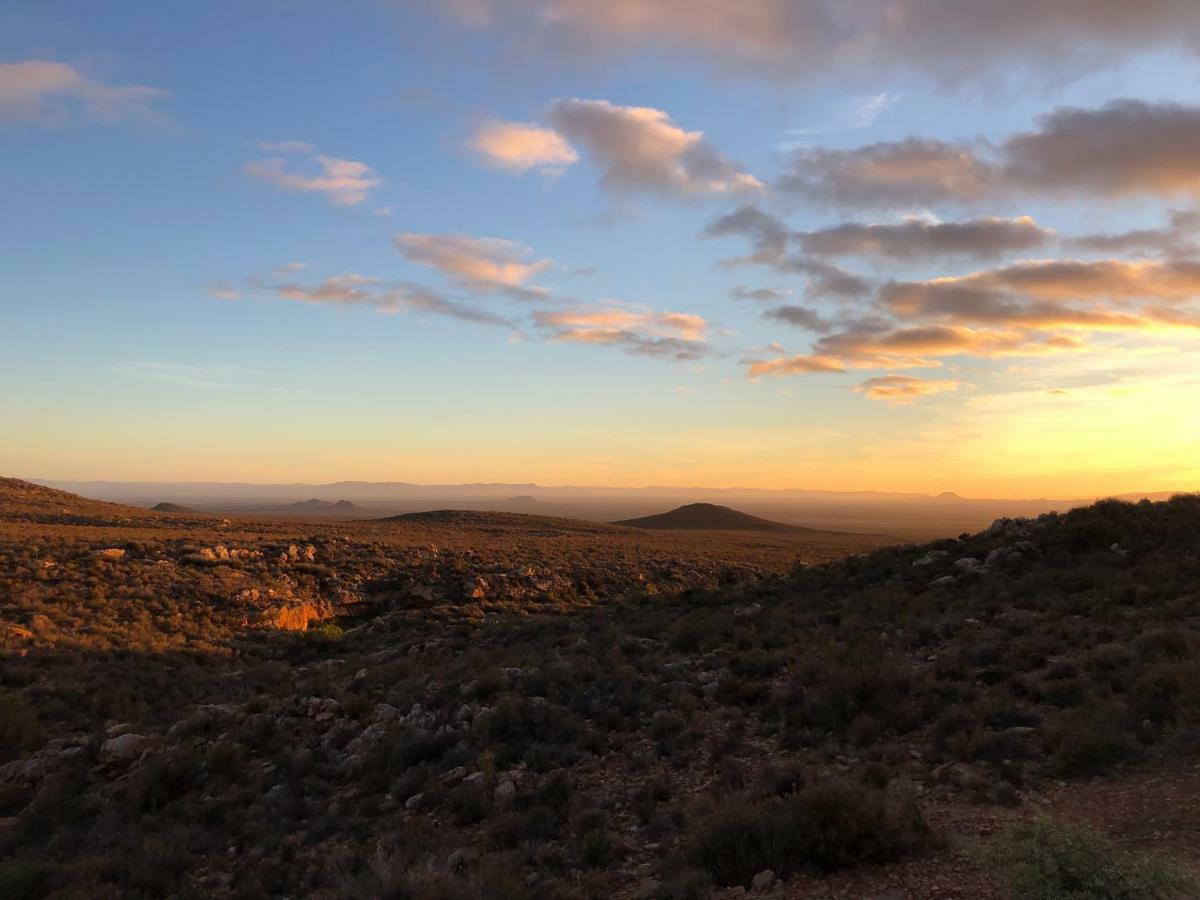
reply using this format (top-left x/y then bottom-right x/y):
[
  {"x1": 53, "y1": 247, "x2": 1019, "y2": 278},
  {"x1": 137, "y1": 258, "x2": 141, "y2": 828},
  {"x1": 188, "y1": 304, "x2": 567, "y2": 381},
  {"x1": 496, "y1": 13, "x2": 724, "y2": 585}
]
[{"x1": 3, "y1": 2, "x2": 1200, "y2": 496}]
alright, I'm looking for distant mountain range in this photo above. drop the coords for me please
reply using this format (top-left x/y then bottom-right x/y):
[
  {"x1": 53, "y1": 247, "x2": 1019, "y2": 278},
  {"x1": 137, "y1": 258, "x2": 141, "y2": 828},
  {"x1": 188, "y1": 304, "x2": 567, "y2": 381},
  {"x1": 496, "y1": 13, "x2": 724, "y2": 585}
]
[
  {"x1": 27, "y1": 478, "x2": 1195, "y2": 540},
  {"x1": 32, "y1": 478, "x2": 1186, "y2": 506}
]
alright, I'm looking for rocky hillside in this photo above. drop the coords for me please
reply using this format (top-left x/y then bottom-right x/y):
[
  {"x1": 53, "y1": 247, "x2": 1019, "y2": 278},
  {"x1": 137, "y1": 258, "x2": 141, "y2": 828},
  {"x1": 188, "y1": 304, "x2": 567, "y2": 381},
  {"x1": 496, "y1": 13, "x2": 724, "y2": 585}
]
[{"x1": 1, "y1": 487, "x2": 1198, "y2": 898}]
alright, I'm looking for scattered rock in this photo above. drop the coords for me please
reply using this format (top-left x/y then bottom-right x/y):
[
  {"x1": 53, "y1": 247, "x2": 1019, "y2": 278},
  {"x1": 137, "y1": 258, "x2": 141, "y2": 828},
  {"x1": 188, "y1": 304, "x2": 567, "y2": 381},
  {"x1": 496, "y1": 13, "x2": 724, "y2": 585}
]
[{"x1": 752, "y1": 869, "x2": 777, "y2": 890}]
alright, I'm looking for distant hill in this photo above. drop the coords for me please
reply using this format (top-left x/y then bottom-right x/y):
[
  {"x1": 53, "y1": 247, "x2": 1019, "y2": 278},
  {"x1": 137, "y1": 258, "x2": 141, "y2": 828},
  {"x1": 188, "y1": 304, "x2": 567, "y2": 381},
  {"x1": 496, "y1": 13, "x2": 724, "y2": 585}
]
[
  {"x1": 151, "y1": 502, "x2": 200, "y2": 513},
  {"x1": 0, "y1": 477, "x2": 159, "y2": 525},
  {"x1": 613, "y1": 502, "x2": 814, "y2": 532}
]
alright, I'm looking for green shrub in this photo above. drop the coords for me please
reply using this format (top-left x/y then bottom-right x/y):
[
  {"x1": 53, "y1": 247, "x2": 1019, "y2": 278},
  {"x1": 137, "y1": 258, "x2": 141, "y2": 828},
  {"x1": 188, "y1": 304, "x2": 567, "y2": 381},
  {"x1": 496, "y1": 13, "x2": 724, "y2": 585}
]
[{"x1": 979, "y1": 820, "x2": 1196, "y2": 899}]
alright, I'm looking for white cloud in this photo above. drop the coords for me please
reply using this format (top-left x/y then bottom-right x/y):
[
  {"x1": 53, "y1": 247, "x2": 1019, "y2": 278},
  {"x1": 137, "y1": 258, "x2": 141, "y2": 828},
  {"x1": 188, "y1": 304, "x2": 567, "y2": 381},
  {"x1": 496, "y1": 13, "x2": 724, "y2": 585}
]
[
  {"x1": 469, "y1": 119, "x2": 579, "y2": 173},
  {"x1": 852, "y1": 92, "x2": 902, "y2": 128}
]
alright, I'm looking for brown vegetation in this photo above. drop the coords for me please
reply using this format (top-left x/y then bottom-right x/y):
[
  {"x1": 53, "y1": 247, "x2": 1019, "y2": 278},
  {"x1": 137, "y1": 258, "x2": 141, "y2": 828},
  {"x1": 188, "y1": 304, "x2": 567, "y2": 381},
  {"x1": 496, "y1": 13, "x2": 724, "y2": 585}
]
[{"x1": 0, "y1": 478, "x2": 1198, "y2": 898}]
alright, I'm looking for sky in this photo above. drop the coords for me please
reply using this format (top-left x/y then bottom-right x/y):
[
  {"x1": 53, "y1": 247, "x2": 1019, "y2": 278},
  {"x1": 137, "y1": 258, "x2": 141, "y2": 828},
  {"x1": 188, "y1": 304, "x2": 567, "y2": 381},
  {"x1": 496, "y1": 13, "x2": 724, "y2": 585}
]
[{"x1": 3, "y1": 1, "x2": 1200, "y2": 498}]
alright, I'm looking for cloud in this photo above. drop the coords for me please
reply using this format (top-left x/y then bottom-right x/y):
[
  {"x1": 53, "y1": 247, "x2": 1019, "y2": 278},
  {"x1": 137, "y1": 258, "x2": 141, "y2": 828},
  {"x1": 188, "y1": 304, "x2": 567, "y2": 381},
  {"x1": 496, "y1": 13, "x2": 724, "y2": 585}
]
[
  {"x1": 204, "y1": 281, "x2": 242, "y2": 301},
  {"x1": 244, "y1": 150, "x2": 381, "y2": 206},
  {"x1": 746, "y1": 354, "x2": 846, "y2": 378},
  {"x1": 704, "y1": 204, "x2": 789, "y2": 263},
  {"x1": 854, "y1": 374, "x2": 961, "y2": 403},
  {"x1": 1003, "y1": 100, "x2": 1200, "y2": 198},
  {"x1": 437, "y1": 1, "x2": 1200, "y2": 83},
  {"x1": 703, "y1": 205, "x2": 870, "y2": 298},
  {"x1": 876, "y1": 258, "x2": 1200, "y2": 341},
  {"x1": 778, "y1": 138, "x2": 995, "y2": 208},
  {"x1": 0, "y1": 60, "x2": 167, "y2": 123},
  {"x1": 740, "y1": 255, "x2": 1200, "y2": 382},
  {"x1": 852, "y1": 92, "x2": 902, "y2": 128},
  {"x1": 799, "y1": 216, "x2": 1052, "y2": 260},
  {"x1": 534, "y1": 304, "x2": 709, "y2": 359},
  {"x1": 394, "y1": 232, "x2": 551, "y2": 297},
  {"x1": 1070, "y1": 210, "x2": 1200, "y2": 257},
  {"x1": 809, "y1": 323, "x2": 1089, "y2": 373},
  {"x1": 732, "y1": 286, "x2": 788, "y2": 302},
  {"x1": 763, "y1": 305, "x2": 833, "y2": 332},
  {"x1": 779, "y1": 100, "x2": 1200, "y2": 209},
  {"x1": 469, "y1": 119, "x2": 578, "y2": 173},
  {"x1": 250, "y1": 272, "x2": 512, "y2": 325},
  {"x1": 545, "y1": 99, "x2": 761, "y2": 196},
  {"x1": 886, "y1": 258, "x2": 1200, "y2": 305}
]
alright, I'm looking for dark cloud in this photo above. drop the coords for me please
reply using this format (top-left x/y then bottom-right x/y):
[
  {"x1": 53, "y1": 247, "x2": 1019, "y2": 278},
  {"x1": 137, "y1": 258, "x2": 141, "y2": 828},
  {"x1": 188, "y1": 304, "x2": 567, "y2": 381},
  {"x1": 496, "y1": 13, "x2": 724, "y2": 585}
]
[
  {"x1": 799, "y1": 216, "x2": 1051, "y2": 260},
  {"x1": 245, "y1": 272, "x2": 513, "y2": 325},
  {"x1": 1004, "y1": 100, "x2": 1200, "y2": 197},
  {"x1": 544, "y1": 98, "x2": 761, "y2": 196},
  {"x1": 438, "y1": 1, "x2": 1200, "y2": 84},
  {"x1": 778, "y1": 139, "x2": 994, "y2": 208},
  {"x1": 763, "y1": 305, "x2": 834, "y2": 332},
  {"x1": 778, "y1": 100, "x2": 1200, "y2": 209},
  {"x1": 1070, "y1": 209, "x2": 1200, "y2": 257},
  {"x1": 731, "y1": 286, "x2": 788, "y2": 302},
  {"x1": 703, "y1": 204, "x2": 788, "y2": 264},
  {"x1": 703, "y1": 205, "x2": 870, "y2": 298}
]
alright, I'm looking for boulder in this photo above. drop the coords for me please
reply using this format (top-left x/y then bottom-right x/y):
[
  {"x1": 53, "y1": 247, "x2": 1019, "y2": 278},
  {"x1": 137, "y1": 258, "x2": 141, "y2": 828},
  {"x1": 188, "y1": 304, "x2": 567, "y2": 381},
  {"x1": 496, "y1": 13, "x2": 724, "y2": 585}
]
[{"x1": 100, "y1": 732, "x2": 158, "y2": 763}]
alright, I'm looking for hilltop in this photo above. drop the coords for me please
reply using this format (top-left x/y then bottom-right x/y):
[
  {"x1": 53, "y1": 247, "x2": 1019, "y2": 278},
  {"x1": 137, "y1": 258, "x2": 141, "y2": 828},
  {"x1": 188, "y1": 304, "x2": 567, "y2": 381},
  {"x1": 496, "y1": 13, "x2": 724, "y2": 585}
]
[
  {"x1": 150, "y1": 502, "x2": 200, "y2": 514},
  {"x1": 614, "y1": 502, "x2": 821, "y2": 533}
]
